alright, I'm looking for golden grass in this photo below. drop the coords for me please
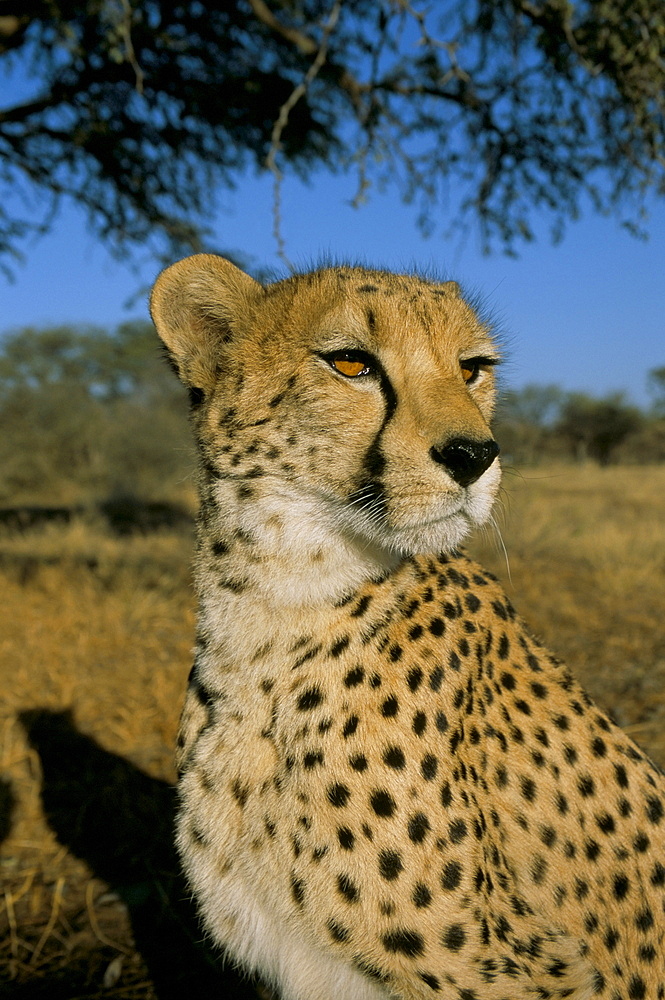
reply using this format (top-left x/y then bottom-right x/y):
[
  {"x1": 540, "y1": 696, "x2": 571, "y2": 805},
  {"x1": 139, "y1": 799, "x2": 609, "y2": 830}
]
[
  {"x1": 468, "y1": 463, "x2": 665, "y2": 756},
  {"x1": 0, "y1": 464, "x2": 664, "y2": 996}
]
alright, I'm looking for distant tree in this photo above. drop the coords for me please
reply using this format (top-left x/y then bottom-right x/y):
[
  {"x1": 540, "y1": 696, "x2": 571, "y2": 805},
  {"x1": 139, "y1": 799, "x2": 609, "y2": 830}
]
[
  {"x1": 555, "y1": 391, "x2": 643, "y2": 465},
  {"x1": 1, "y1": 0, "x2": 664, "y2": 268},
  {"x1": 493, "y1": 384, "x2": 565, "y2": 464},
  {"x1": 0, "y1": 323, "x2": 191, "y2": 502},
  {"x1": 647, "y1": 366, "x2": 665, "y2": 416},
  {"x1": 0, "y1": 321, "x2": 175, "y2": 400}
]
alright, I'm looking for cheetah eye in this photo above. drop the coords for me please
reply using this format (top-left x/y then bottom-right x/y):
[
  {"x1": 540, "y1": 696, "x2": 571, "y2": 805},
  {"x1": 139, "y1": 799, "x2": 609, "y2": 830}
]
[
  {"x1": 460, "y1": 357, "x2": 498, "y2": 385},
  {"x1": 325, "y1": 352, "x2": 374, "y2": 379}
]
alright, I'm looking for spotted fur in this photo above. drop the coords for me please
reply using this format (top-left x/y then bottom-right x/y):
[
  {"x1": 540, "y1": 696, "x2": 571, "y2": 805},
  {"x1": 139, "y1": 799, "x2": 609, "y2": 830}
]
[{"x1": 151, "y1": 255, "x2": 665, "y2": 1000}]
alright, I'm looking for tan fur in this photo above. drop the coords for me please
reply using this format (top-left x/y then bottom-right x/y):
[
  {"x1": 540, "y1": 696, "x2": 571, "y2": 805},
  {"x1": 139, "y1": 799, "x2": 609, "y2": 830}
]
[{"x1": 151, "y1": 255, "x2": 665, "y2": 1000}]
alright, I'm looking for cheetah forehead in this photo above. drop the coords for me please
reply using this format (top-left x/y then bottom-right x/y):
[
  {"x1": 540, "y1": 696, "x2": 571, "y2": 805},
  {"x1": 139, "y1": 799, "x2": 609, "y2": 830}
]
[
  {"x1": 150, "y1": 255, "x2": 498, "y2": 393},
  {"x1": 258, "y1": 265, "x2": 495, "y2": 353}
]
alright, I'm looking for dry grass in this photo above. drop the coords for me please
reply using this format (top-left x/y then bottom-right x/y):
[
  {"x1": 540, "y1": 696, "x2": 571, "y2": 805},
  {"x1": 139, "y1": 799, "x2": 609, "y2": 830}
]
[
  {"x1": 0, "y1": 464, "x2": 664, "y2": 997},
  {"x1": 468, "y1": 463, "x2": 665, "y2": 756}
]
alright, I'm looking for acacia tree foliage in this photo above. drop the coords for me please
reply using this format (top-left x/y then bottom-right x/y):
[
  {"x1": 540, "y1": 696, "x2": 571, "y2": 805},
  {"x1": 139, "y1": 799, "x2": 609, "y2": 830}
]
[
  {"x1": 0, "y1": 322, "x2": 192, "y2": 500},
  {"x1": 0, "y1": 0, "x2": 664, "y2": 267}
]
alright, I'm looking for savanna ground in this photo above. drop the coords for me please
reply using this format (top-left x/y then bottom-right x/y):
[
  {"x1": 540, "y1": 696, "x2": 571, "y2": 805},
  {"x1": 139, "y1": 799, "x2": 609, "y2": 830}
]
[{"x1": 1, "y1": 464, "x2": 664, "y2": 999}]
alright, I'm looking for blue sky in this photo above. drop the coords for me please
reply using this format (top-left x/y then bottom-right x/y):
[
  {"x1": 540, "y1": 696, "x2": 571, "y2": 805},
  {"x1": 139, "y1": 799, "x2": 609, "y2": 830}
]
[{"x1": 2, "y1": 165, "x2": 664, "y2": 407}]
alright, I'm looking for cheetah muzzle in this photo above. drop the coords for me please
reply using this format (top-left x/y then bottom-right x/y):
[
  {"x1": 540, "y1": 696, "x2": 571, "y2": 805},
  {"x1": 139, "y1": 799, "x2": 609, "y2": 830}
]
[{"x1": 150, "y1": 254, "x2": 665, "y2": 1000}]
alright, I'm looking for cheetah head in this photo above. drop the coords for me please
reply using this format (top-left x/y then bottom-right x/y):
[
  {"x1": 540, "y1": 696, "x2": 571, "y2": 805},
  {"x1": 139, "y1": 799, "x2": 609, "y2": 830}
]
[{"x1": 151, "y1": 255, "x2": 501, "y2": 564}]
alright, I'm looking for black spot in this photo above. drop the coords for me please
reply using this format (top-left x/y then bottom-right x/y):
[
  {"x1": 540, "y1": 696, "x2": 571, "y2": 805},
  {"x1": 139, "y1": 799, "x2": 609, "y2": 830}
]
[
  {"x1": 211, "y1": 539, "x2": 229, "y2": 556},
  {"x1": 628, "y1": 976, "x2": 646, "y2": 1000},
  {"x1": 613, "y1": 873, "x2": 630, "y2": 900},
  {"x1": 635, "y1": 906, "x2": 654, "y2": 932},
  {"x1": 413, "y1": 883, "x2": 432, "y2": 907},
  {"x1": 351, "y1": 595, "x2": 372, "y2": 617},
  {"x1": 646, "y1": 795, "x2": 664, "y2": 825},
  {"x1": 303, "y1": 751, "x2": 324, "y2": 769},
  {"x1": 389, "y1": 643, "x2": 403, "y2": 662},
  {"x1": 291, "y1": 875, "x2": 305, "y2": 907},
  {"x1": 381, "y1": 695, "x2": 399, "y2": 717},
  {"x1": 429, "y1": 665, "x2": 444, "y2": 690},
  {"x1": 371, "y1": 790, "x2": 397, "y2": 817},
  {"x1": 330, "y1": 636, "x2": 350, "y2": 658},
  {"x1": 344, "y1": 666, "x2": 365, "y2": 687},
  {"x1": 231, "y1": 779, "x2": 249, "y2": 807},
  {"x1": 449, "y1": 819, "x2": 468, "y2": 843},
  {"x1": 413, "y1": 711, "x2": 427, "y2": 736},
  {"x1": 429, "y1": 617, "x2": 445, "y2": 636},
  {"x1": 578, "y1": 774, "x2": 595, "y2": 797},
  {"x1": 349, "y1": 753, "x2": 368, "y2": 771},
  {"x1": 408, "y1": 624, "x2": 424, "y2": 641},
  {"x1": 520, "y1": 776, "x2": 537, "y2": 802},
  {"x1": 382, "y1": 929, "x2": 424, "y2": 957},
  {"x1": 407, "y1": 667, "x2": 423, "y2": 691},
  {"x1": 531, "y1": 856, "x2": 548, "y2": 884},
  {"x1": 421, "y1": 754, "x2": 438, "y2": 780},
  {"x1": 440, "y1": 781, "x2": 453, "y2": 808},
  {"x1": 633, "y1": 831, "x2": 650, "y2": 852},
  {"x1": 327, "y1": 783, "x2": 350, "y2": 807},
  {"x1": 358, "y1": 283, "x2": 379, "y2": 293},
  {"x1": 442, "y1": 923, "x2": 466, "y2": 952},
  {"x1": 540, "y1": 825, "x2": 557, "y2": 848},
  {"x1": 652, "y1": 862, "x2": 665, "y2": 885},
  {"x1": 500, "y1": 671, "x2": 515, "y2": 691},
  {"x1": 343, "y1": 714, "x2": 359, "y2": 737},
  {"x1": 603, "y1": 927, "x2": 619, "y2": 951},
  {"x1": 591, "y1": 737, "x2": 607, "y2": 757},
  {"x1": 614, "y1": 763, "x2": 629, "y2": 788},
  {"x1": 337, "y1": 873, "x2": 359, "y2": 903},
  {"x1": 338, "y1": 826, "x2": 355, "y2": 850},
  {"x1": 596, "y1": 812, "x2": 615, "y2": 835},
  {"x1": 383, "y1": 745, "x2": 406, "y2": 769},
  {"x1": 408, "y1": 812, "x2": 431, "y2": 843},
  {"x1": 419, "y1": 972, "x2": 440, "y2": 990},
  {"x1": 441, "y1": 860, "x2": 463, "y2": 891},
  {"x1": 434, "y1": 711, "x2": 449, "y2": 733},
  {"x1": 379, "y1": 849, "x2": 403, "y2": 880},
  {"x1": 327, "y1": 920, "x2": 350, "y2": 943},
  {"x1": 297, "y1": 686, "x2": 324, "y2": 711},
  {"x1": 292, "y1": 645, "x2": 322, "y2": 669}
]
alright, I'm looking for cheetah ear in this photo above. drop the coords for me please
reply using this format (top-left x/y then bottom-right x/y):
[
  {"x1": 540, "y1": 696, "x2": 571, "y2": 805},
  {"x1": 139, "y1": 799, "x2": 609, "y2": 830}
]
[{"x1": 150, "y1": 254, "x2": 263, "y2": 391}]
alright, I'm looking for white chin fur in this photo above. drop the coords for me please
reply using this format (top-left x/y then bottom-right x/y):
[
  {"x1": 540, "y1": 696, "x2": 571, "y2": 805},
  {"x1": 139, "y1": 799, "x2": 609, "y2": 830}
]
[{"x1": 340, "y1": 458, "x2": 502, "y2": 557}]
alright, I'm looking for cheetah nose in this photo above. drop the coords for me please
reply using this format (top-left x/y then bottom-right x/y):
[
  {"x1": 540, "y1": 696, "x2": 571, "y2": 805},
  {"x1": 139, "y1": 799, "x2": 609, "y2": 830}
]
[{"x1": 429, "y1": 437, "x2": 500, "y2": 488}]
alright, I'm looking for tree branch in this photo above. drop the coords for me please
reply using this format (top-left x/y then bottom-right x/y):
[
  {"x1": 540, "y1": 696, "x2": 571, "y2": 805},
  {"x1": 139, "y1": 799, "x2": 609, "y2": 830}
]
[{"x1": 246, "y1": 0, "x2": 317, "y2": 56}]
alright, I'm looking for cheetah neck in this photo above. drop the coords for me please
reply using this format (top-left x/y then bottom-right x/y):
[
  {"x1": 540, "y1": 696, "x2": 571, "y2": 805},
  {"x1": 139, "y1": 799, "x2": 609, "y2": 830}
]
[{"x1": 197, "y1": 475, "x2": 402, "y2": 612}]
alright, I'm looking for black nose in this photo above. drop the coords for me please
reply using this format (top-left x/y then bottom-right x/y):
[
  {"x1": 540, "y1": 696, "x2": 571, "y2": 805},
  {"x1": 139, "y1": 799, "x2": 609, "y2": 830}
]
[{"x1": 430, "y1": 437, "x2": 499, "y2": 488}]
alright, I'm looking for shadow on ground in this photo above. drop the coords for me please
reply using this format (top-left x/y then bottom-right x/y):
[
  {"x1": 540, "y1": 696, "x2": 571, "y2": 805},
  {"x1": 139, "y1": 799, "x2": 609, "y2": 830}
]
[{"x1": 11, "y1": 709, "x2": 262, "y2": 1000}]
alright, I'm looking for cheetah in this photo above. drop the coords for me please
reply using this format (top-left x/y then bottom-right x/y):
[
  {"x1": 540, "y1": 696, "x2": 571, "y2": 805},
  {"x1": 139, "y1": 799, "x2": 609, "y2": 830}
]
[{"x1": 150, "y1": 254, "x2": 665, "y2": 1000}]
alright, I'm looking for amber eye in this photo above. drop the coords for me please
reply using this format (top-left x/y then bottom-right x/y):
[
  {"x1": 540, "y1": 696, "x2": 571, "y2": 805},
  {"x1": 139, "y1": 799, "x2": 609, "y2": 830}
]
[
  {"x1": 328, "y1": 353, "x2": 372, "y2": 378},
  {"x1": 460, "y1": 359, "x2": 481, "y2": 384}
]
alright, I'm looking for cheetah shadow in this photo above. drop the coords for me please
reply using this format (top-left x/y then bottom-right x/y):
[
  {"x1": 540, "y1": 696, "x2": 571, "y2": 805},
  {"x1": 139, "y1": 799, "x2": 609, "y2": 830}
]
[
  {"x1": 0, "y1": 775, "x2": 15, "y2": 845},
  {"x1": 15, "y1": 709, "x2": 263, "y2": 1000}
]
